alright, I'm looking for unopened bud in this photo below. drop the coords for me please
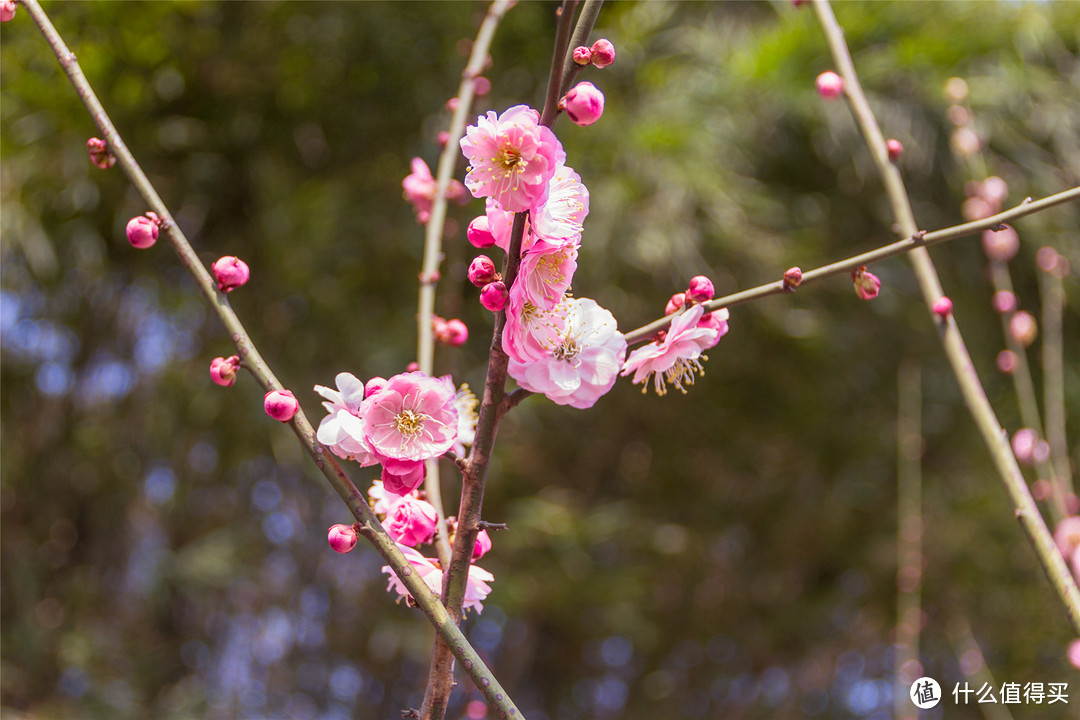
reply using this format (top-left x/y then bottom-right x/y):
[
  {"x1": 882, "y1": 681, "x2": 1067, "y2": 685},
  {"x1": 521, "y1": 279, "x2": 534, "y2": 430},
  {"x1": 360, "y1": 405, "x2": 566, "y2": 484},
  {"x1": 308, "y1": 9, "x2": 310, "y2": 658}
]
[
  {"x1": 473, "y1": 76, "x2": 492, "y2": 96},
  {"x1": 561, "y1": 82, "x2": 605, "y2": 126},
  {"x1": 468, "y1": 255, "x2": 498, "y2": 287},
  {"x1": 212, "y1": 256, "x2": 250, "y2": 293},
  {"x1": 1009, "y1": 311, "x2": 1037, "y2": 347},
  {"x1": 1, "y1": 0, "x2": 17, "y2": 22},
  {"x1": 364, "y1": 376, "x2": 387, "y2": 398},
  {"x1": 992, "y1": 290, "x2": 1017, "y2": 314},
  {"x1": 851, "y1": 266, "x2": 881, "y2": 300},
  {"x1": 589, "y1": 39, "x2": 616, "y2": 68},
  {"x1": 981, "y1": 225, "x2": 1019, "y2": 262},
  {"x1": 467, "y1": 216, "x2": 497, "y2": 248},
  {"x1": 686, "y1": 275, "x2": 714, "y2": 303},
  {"x1": 87, "y1": 137, "x2": 115, "y2": 169},
  {"x1": 437, "y1": 131, "x2": 450, "y2": 147},
  {"x1": 473, "y1": 529, "x2": 492, "y2": 560},
  {"x1": 479, "y1": 281, "x2": 508, "y2": 312},
  {"x1": 816, "y1": 71, "x2": 844, "y2": 99},
  {"x1": 126, "y1": 215, "x2": 159, "y2": 249},
  {"x1": 446, "y1": 97, "x2": 460, "y2": 112},
  {"x1": 209, "y1": 355, "x2": 241, "y2": 387},
  {"x1": 264, "y1": 389, "x2": 299, "y2": 422},
  {"x1": 931, "y1": 296, "x2": 953, "y2": 318},
  {"x1": 783, "y1": 266, "x2": 803, "y2": 291},
  {"x1": 996, "y1": 349, "x2": 1018, "y2": 374},
  {"x1": 443, "y1": 318, "x2": 468, "y2": 346},
  {"x1": 328, "y1": 524, "x2": 358, "y2": 554},
  {"x1": 1011, "y1": 428, "x2": 1048, "y2": 466},
  {"x1": 886, "y1": 139, "x2": 904, "y2": 161},
  {"x1": 665, "y1": 293, "x2": 686, "y2": 316},
  {"x1": 572, "y1": 46, "x2": 592, "y2": 65},
  {"x1": 962, "y1": 197, "x2": 993, "y2": 222}
]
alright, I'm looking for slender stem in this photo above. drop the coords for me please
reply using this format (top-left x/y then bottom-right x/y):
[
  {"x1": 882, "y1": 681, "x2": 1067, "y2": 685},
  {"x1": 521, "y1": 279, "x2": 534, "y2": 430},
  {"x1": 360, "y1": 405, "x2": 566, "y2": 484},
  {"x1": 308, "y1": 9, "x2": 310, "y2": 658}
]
[
  {"x1": 814, "y1": 0, "x2": 1080, "y2": 634},
  {"x1": 1040, "y1": 262, "x2": 1074, "y2": 500},
  {"x1": 894, "y1": 362, "x2": 922, "y2": 720},
  {"x1": 559, "y1": 0, "x2": 604, "y2": 96},
  {"x1": 417, "y1": 0, "x2": 513, "y2": 570},
  {"x1": 623, "y1": 187, "x2": 1080, "y2": 346},
  {"x1": 21, "y1": 1, "x2": 522, "y2": 714}
]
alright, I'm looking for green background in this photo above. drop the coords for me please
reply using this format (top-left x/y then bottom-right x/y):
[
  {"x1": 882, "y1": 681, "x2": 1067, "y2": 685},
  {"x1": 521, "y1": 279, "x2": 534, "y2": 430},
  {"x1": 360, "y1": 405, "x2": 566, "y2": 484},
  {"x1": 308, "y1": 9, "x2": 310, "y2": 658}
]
[{"x1": 2, "y1": 2, "x2": 1079, "y2": 718}]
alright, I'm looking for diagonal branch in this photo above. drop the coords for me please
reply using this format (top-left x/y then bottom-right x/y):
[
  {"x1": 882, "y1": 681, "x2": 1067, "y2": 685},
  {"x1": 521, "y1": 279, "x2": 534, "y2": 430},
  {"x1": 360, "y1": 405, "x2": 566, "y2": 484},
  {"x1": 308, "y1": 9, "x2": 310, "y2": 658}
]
[{"x1": 19, "y1": 0, "x2": 523, "y2": 714}]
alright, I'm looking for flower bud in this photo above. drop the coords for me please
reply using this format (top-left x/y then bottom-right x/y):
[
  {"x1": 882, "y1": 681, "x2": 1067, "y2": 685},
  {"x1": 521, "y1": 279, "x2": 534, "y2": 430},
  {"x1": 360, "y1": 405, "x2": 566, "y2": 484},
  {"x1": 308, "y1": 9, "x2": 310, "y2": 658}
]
[
  {"x1": 479, "y1": 281, "x2": 508, "y2": 312},
  {"x1": 212, "y1": 256, "x2": 250, "y2": 293},
  {"x1": 1009, "y1": 311, "x2": 1037, "y2": 347},
  {"x1": 572, "y1": 46, "x2": 592, "y2": 65},
  {"x1": 816, "y1": 71, "x2": 844, "y2": 99},
  {"x1": 1011, "y1": 428, "x2": 1049, "y2": 466},
  {"x1": 209, "y1": 355, "x2": 240, "y2": 387},
  {"x1": 992, "y1": 290, "x2": 1016, "y2": 314},
  {"x1": 443, "y1": 319, "x2": 469, "y2": 347},
  {"x1": 365, "y1": 376, "x2": 387, "y2": 398},
  {"x1": 686, "y1": 275, "x2": 714, "y2": 303},
  {"x1": 665, "y1": 292, "x2": 686, "y2": 316},
  {"x1": 473, "y1": 76, "x2": 492, "y2": 96},
  {"x1": 467, "y1": 216, "x2": 497, "y2": 248},
  {"x1": 437, "y1": 131, "x2": 450, "y2": 147},
  {"x1": 1, "y1": 1, "x2": 17, "y2": 22},
  {"x1": 405, "y1": 361, "x2": 420, "y2": 372},
  {"x1": 589, "y1": 39, "x2": 616, "y2": 68},
  {"x1": 561, "y1": 82, "x2": 605, "y2": 126},
  {"x1": 996, "y1": 350, "x2": 1018, "y2": 374},
  {"x1": 126, "y1": 215, "x2": 159, "y2": 249},
  {"x1": 1036, "y1": 246, "x2": 1062, "y2": 275},
  {"x1": 328, "y1": 524, "x2": 358, "y2": 554},
  {"x1": 851, "y1": 266, "x2": 881, "y2": 300},
  {"x1": 468, "y1": 255, "x2": 498, "y2": 287},
  {"x1": 446, "y1": 97, "x2": 460, "y2": 112},
  {"x1": 931, "y1": 296, "x2": 952, "y2": 318},
  {"x1": 783, "y1": 266, "x2": 803, "y2": 291},
  {"x1": 473, "y1": 529, "x2": 492, "y2": 560},
  {"x1": 86, "y1": 137, "x2": 115, "y2": 169},
  {"x1": 886, "y1": 139, "x2": 904, "y2": 161},
  {"x1": 264, "y1": 389, "x2": 299, "y2": 422}
]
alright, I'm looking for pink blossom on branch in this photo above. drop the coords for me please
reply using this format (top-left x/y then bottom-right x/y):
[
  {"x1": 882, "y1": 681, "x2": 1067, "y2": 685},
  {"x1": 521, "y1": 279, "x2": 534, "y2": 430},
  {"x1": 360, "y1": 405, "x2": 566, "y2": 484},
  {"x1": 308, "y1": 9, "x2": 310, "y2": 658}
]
[
  {"x1": 361, "y1": 372, "x2": 459, "y2": 462},
  {"x1": 460, "y1": 105, "x2": 564, "y2": 212},
  {"x1": 502, "y1": 290, "x2": 568, "y2": 364},
  {"x1": 851, "y1": 265, "x2": 881, "y2": 300},
  {"x1": 264, "y1": 389, "x2": 299, "y2": 422},
  {"x1": 621, "y1": 303, "x2": 726, "y2": 396},
  {"x1": 209, "y1": 355, "x2": 241, "y2": 387},
  {"x1": 402, "y1": 156, "x2": 467, "y2": 224},
  {"x1": 383, "y1": 493, "x2": 438, "y2": 547},
  {"x1": 212, "y1": 256, "x2": 250, "y2": 293},
  {"x1": 382, "y1": 544, "x2": 495, "y2": 614},
  {"x1": 507, "y1": 297, "x2": 627, "y2": 409},
  {"x1": 327, "y1": 524, "x2": 358, "y2": 554},
  {"x1": 314, "y1": 372, "x2": 377, "y2": 464},
  {"x1": 531, "y1": 162, "x2": 589, "y2": 245},
  {"x1": 516, "y1": 238, "x2": 579, "y2": 310},
  {"x1": 561, "y1": 82, "x2": 605, "y2": 126}
]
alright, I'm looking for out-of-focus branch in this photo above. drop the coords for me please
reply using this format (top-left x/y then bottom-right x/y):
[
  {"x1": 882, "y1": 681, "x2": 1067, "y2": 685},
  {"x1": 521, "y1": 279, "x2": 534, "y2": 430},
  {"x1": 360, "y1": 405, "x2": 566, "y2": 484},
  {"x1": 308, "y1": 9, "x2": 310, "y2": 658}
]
[
  {"x1": 894, "y1": 362, "x2": 923, "y2": 720},
  {"x1": 813, "y1": 0, "x2": 1080, "y2": 634},
  {"x1": 21, "y1": 1, "x2": 522, "y2": 714}
]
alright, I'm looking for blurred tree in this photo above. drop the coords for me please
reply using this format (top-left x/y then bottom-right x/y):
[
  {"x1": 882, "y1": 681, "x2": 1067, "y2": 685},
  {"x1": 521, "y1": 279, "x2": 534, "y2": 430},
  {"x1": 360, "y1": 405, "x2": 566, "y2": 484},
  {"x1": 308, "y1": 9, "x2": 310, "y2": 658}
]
[{"x1": 1, "y1": 2, "x2": 1078, "y2": 719}]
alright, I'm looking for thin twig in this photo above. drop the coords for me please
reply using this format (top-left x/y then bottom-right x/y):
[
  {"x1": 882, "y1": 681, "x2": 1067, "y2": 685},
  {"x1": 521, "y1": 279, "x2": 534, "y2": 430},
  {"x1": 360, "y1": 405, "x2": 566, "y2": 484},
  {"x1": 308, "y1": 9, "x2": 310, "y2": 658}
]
[
  {"x1": 19, "y1": 1, "x2": 523, "y2": 714},
  {"x1": 623, "y1": 187, "x2": 1080, "y2": 346},
  {"x1": 813, "y1": 0, "x2": 1080, "y2": 634}
]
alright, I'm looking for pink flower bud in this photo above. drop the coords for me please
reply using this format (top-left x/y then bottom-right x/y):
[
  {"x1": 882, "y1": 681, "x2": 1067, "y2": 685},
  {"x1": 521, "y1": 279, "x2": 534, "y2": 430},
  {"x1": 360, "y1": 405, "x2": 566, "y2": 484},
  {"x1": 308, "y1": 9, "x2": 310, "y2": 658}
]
[
  {"x1": 783, "y1": 267, "x2": 803, "y2": 291},
  {"x1": 886, "y1": 139, "x2": 904, "y2": 161},
  {"x1": 212, "y1": 256, "x2": 250, "y2": 293},
  {"x1": 996, "y1": 350, "x2": 1018, "y2": 374},
  {"x1": 446, "y1": 97, "x2": 460, "y2": 112},
  {"x1": 437, "y1": 131, "x2": 450, "y2": 147},
  {"x1": 467, "y1": 216, "x2": 497, "y2": 248},
  {"x1": 479, "y1": 281, "x2": 508, "y2": 312},
  {"x1": 573, "y1": 46, "x2": 593, "y2": 65},
  {"x1": 665, "y1": 292, "x2": 686, "y2": 316},
  {"x1": 1009, "y1": 311, "x2": 1037, "y2": 347},
  {"x1": 126, "y1": 215, "x2": 159, "y2": 249},
  {"x1": 931, "y1": 296, "x2": 952, "y2": 318},
  {"x1": 1, "y1": 0, "x2": 17, "y2": 22},
  {"x1": 264, "y1": 389, "x2": 299, "y2": 422},
  {"x1": 589, "y1": 39, "x2": 616, "y2": 68},
  {"x1": 443, "y1": 318, "x2": 469, "y2": 346},
  {"x1": 209, "y1": 355, "x2": 241, "y2": 387},
  {"x1": 981, "y1": 225, "x2": 1019, "y2": 262},
  {"x1": 992, "y1": 290, "x2": 1017, "y2": 314},
  {"x1": 405, "y1": 361, "x2": 420, "y2": 373},
  {"x1": 474, "y1": 76, "x2": 492, "y2": 96},
  {"x1": 473, "y1": 529, "x2": 492, "y2": 560},
  {"x1": 365, "y1": 376, "x2": 387, "y2": 398},
  {"x1": 1036, "y1": 246, "x2": 1061, "y2": 275},
  {"x1": 86, "y1": 137, "x2": 115, "y2": 169},
  {"x1": 468, "y1": 255, "x2": 498, "y2": 287},
  {"x1": 1054, "y1": 516, "x2": 1080, "y2": 559},
  {"x1": 980, "y1": 176, "x2": 1008, "y2": 206},
  {"x1": 686, "y1": 275, "x2": 714, "y2": 303},
  {"x1": 328, "y1": 524, "x2": 358, "y2": 554},
  {"x1": 432, "y1": 315, "x2": 448, "y2": 338},
  {"x1": 1070, "y1": 639, "x2": 1080, "y2": 672},
  {"x1": 561, "y1": 81, "x2": 605, "y2": 126},
  {"x1": 851, "y1": 266, "x2": 881, "y2": 300},
  {"x1": 816, "y1": 71, "x2": 844, "y2": 99},
  {"x1": 1011, "y1": 428, "x2": 1045, "y2": 466}
]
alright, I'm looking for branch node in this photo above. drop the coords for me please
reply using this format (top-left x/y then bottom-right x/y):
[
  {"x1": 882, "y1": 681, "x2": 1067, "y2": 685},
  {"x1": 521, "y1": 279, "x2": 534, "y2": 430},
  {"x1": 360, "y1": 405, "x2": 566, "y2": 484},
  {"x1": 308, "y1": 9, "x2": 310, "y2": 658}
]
[{"x1": 477, "y1": 521, "x2": 509, "y2": 532}]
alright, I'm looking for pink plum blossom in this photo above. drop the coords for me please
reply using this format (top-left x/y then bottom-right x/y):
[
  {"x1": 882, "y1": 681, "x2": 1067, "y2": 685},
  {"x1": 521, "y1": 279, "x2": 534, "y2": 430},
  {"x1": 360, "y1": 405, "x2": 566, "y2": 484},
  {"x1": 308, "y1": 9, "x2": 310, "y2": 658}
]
[
  {"x1": 1054, "y1": 516, "x2": 1080, "y2": 560},
  {"x1": 502, "y1": 290, "x2": 568, "y2": 363},
  {"x1": 209, "y1": 355, "x2": 241, "y2": 387},
  {"x1": 1, "y1": 1, "x2": 17, "y2": 22},
  {"x1": 516, "y1": 238, "x2": 579, "y2": 310},
  {"x1": 383, "y1": 494, "x2": 438, "y2": 547},
  {"x1": 362, "y1": 372, "x2": 459, "y2": 462},
  {"x1": 886, "y1": 139, "x2": 904, "y2": 161},
  {"x1": 621, "y1": 304, "x2": 722, "y2": 396},
  {"x1": 126, "y1": 215, "x2": 159, "y2": 249},
  {"x1": 590, "y1": 39, "x2": 616, "y2": 68},
  {"x1": 460, "y1": 105, "x2": 564, "y2": 212},
  {"x1": 561, "y1": 82, "x2": 605, "y2": 126},
  {"x1": 382, "y1": 544, "x2": 494, "y2": 614},
  {"x1": 816, "y1": 71, "x2": 845, "y2": 99},
  {"x1": 852, "y1": 266, "x2": 881, "y2": 300},
  {"x1": 531, "y1": 162, "x2": 589, "y2": 245},
  {"x1": 212, "y1": 256, "x2": 250, "y2": 293},
  {"x1": 473, "y1": 529, "x2": 492, "y2": 560},
  {"x1": 328, "y1": 524, "x2": 358, "y2": 554},
  {"x1": 1009, "y1": 311, "x2": 1037, "y2": 347},
  {"x1": 507, "y1": 297, "x2": 627, "y2": 409},
  {"x1": 696, "y1": 308, "x2": 730, "y2": 339},
  {"x1": 665, "y1": 293, "x2": 686, "y2": 315},
  {"x1": 264, "y1": 389, "x2": 299, "y2": 422},
  {"x1": 314, "y1": 372, "x2": 378, "y2": 464}
]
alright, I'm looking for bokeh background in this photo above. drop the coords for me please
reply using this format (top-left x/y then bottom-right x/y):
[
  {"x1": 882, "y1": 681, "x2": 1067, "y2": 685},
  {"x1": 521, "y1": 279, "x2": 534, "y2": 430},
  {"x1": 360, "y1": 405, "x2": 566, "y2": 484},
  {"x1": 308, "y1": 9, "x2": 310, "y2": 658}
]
[{"x1": 2, "y1": 2, "x2": 1079, "y2": 719}]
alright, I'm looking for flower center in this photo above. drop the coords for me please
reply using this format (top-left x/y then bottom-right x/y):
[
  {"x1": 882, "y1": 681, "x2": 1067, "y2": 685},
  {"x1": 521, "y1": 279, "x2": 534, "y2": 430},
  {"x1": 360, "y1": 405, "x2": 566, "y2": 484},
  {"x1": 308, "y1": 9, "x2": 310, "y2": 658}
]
[
  {"x1": 394, "y1": 409, "x2": 426, "y2": 439},
  {"x1": 552, "y1": 337, "x2": 581, "y2": 362}
]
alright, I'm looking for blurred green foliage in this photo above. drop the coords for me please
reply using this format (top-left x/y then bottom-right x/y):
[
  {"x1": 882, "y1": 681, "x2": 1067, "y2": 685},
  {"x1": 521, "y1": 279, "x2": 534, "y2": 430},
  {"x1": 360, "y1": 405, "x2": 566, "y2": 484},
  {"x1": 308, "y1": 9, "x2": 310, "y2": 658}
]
[{"x1": 2, "y1": 2, "x2": 1079, "y2": 719}]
